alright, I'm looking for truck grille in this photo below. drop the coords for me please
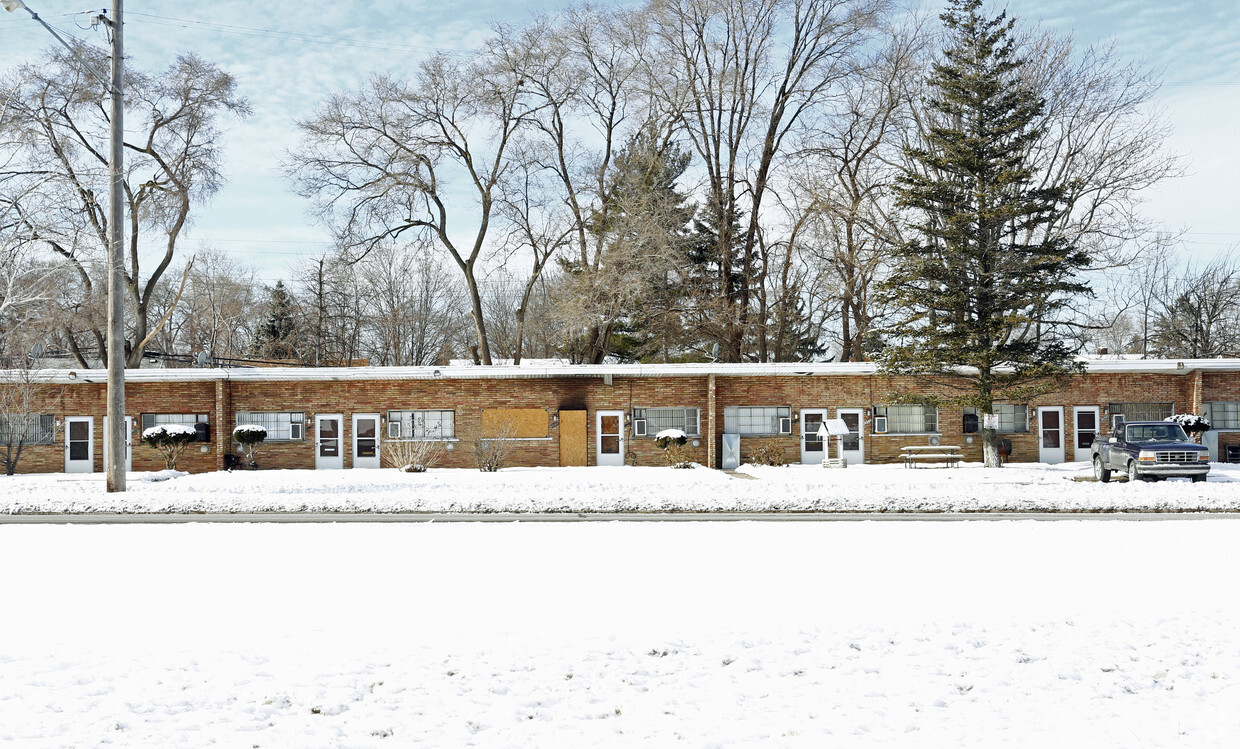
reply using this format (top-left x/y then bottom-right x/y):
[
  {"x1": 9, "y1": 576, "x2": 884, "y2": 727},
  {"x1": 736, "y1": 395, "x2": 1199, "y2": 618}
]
[{"x1": 1156, "y1": 451, "x2": 1199, "y2": 463}]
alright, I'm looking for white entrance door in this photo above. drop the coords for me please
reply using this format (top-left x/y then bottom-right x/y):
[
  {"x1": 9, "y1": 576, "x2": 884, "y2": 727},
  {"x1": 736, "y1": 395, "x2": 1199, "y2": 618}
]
[
  {"x1": 1037, "y1": 406, "x2": 1066, "y2": 464},
  {"x1": 64, "y1": 416, "x2": 94, "y2": 473},
  {"x1": 352, "y1": 413, "x2": 381, "y2": 469},
  {"x1": 596, "y1": 411, "x2": 625, "y2": 466},
  {"x1": 800, "y1": 409, "x2": 827, "y2": 464},
  {"x1": 838, "y1": 408, "x2": 865, "y2": 465},
  {"x1": 315, "y1": 414, "x2": 344, "y2": 470},
  {"x1": 102, "y1": 416, "x2": 133, "y2": 473},
  {"x1": 1072, "y1": 406, "x2": 1100, "y2": 462}
]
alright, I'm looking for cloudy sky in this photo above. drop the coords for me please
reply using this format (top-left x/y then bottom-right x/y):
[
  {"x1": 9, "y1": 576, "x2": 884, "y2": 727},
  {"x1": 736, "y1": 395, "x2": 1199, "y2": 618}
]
[{"x1": 2, "y1": 0, "x2": 1237, "y2": 285}]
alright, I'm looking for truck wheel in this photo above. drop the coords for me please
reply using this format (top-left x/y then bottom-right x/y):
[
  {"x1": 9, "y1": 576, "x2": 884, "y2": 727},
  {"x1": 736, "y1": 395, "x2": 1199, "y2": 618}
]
[
  {"x1": 1192, "y1": 475, "x2": 1207, "y2": 483},
  {"x1": 1093, "y1": 456, "x2": 1111, "y2": 483},
  {"x1": 1126, "y1": 461, "x2": 1139, "y2": 483}
]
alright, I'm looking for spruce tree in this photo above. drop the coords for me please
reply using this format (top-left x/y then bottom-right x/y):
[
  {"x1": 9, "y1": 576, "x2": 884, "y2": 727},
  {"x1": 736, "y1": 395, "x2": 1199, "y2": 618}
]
[
  {"x1": 253, "y1": 281, "x2": 301, "y2": 362},
  {"x1": 879, "y1": 0, "x2": 1091, "y2": 467}
]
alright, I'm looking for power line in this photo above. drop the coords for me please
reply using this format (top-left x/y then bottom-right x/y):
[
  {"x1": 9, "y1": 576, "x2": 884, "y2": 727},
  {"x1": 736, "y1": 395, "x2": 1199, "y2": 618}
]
[{"x1": 124, "y1": 12, "x2": 469, "y2": 56}]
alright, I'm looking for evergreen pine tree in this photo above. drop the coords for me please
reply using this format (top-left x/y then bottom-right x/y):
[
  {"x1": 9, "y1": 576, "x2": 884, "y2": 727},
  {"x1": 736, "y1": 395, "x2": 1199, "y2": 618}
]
[
  {"x1": 879, "y1": 0, "x2": 1091, "y2": 467},
  {"x1": 253, "y1": 281, "x2": 301, "y2": 362}
]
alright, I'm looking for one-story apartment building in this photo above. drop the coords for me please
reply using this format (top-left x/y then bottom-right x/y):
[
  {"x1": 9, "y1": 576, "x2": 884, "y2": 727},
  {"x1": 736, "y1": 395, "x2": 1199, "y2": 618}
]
[{"x1": 5, "y1": 358, "x2": 1240, "y2": 474}]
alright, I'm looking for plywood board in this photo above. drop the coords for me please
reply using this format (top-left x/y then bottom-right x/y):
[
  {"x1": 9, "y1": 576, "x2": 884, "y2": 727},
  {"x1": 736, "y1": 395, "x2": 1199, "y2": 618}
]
[
  {"x1": 481, "y1": 408, "x2": 549, "y2": 439},
  {"x1": 559, "y1": 410, "x2": 587, "y2": 467}
]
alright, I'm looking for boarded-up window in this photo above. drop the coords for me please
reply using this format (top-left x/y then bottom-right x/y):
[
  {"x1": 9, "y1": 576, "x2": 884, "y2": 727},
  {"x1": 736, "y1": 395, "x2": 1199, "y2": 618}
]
[{"x1": 481, "y1": 408, "x2": 549, "y2": 439}]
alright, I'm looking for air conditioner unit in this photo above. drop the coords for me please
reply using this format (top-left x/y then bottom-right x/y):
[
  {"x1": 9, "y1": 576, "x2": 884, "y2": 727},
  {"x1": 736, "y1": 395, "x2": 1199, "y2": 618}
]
[
  {"x1": 779, "y1": 417, "x2": 792, "y2": 435},
  {"x1": 290, "y1": 422, "x2": 304, "y2": 440},
  {"x1": 873, "y1": 416, "x2": 888, "y2": 434},
  {"x1": 387, "y1": 422, "x2": 401, "y2": 439},
  {"x1": 633, "y1": 419, "x2": 647, "y2": 437}
]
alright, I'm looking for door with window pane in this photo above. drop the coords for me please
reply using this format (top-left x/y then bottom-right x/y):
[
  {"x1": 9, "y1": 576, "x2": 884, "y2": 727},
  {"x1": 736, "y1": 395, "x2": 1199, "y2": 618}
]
[
  {"x1": 315, "y1": 414, "x2": 344, "y2": 470},
  {"x1": 1073, "y1": 406, "x2": 1099, "y2": 462},
  {"x1": 800, "y1": 409, "x2": 826, "y2": 464},
  {"x1": 838, "y1": 408, "x2": 865, "y2": 465},
  {"x1": 65, "y1": 416, "x2": 94, "y2": 473},
  {"x1": 596, "y1": 411, "x2": 625, "y2": 466},
  {"x1": 352, "y1": 413, "x2": 380, "y2": 469},
  {"x1": 1037, "y1": 406, "x2": 1065, "y2": 464}
]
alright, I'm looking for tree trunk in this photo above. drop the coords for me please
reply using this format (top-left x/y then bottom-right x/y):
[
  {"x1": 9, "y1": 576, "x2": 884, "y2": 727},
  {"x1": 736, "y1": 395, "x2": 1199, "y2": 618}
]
[{"x1": 981, "y1": 426, "x2": 1001, "y2": 468}]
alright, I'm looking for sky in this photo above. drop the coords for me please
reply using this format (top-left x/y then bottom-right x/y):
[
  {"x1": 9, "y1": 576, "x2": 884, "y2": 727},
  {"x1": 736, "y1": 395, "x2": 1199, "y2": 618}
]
[{"x1": 2, "y1": 0, "x2": 1238, "y2": 287}]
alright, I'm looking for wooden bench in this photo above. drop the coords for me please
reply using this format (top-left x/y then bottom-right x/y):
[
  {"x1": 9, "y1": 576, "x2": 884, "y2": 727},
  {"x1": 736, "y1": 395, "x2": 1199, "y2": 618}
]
[{"x1": 901, "y1": 445, "x2": 962, "y2": 468}]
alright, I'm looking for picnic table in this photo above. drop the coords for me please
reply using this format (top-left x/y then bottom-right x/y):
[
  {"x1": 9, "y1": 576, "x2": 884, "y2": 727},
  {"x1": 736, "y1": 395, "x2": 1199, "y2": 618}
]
[{"x1": 901, "y1": 444, "x2": 962, "y2": 468}]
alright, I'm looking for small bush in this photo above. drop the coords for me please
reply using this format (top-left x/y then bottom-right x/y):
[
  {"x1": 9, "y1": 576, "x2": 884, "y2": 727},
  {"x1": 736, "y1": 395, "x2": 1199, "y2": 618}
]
[
  {"x1": 747, "y1": 437, "x2": 787, "y2": 467},
  {"x1": 382, "y1": 439, "x2": 447, "y2": 473},
  {"x1": 468, "y1": 416, "x2": 521, "y2": 472},
  {"x1": 654, "y1": 429, "x2": 694, "y2": 469},
  {"x1": 141, "y1": 424, "x2": 197, "y2": 470},
  {"x1": 232, "y1": 424, "x2": 268, "y2": 469},
  {"x1": 1167, "y1": 413, "x2": 1211, "y2": 436}
]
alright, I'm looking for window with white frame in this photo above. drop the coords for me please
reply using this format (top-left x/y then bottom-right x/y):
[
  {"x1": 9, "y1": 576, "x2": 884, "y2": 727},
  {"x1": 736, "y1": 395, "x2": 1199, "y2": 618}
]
[
  {"x1": 873, "y1": 404, "x2": 937, "y2": 434},
  {"x1": 634, "y1": 407, "x2": 700, "y2": 437},
  {"x1": 387, "y1": 410, "x2": 455, "y2": 440},
  {"x1": 141, "y1": 413, "x2": 208, "y2": 432},
  {"x1": 1108, "y1": 402, "x2": 1173, "y2": 423},
  {"x1": 0, "y1": 414, "x2": 55, "y2": 445},
  {"x1": 963, "y1": 405, "x2": 1028, "y2": 433},
  {"x1": 723, "y1": 406, "x2": 790, "y2": 436},
  {"x1": 235, "y1": 411, "x2": 305, "y2": 441},
  {"x1": 1204, "y1": 401, "x2": 1240, "y2": 429}
]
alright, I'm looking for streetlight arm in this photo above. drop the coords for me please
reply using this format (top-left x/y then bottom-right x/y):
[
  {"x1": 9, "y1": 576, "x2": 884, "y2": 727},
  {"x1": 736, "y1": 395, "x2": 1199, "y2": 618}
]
[{"x1": 2, "y1": 0, "x2": 112, "y2": 91}]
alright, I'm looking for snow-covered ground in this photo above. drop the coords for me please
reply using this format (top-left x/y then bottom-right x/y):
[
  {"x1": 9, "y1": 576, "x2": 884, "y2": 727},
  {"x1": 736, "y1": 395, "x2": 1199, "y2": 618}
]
[
  {"x1": 1, "y1": 520, "x2": 1237, "y2": 747},
  {"x1": 3, "y1": 460, "x2": 1240, "y2": 514}
]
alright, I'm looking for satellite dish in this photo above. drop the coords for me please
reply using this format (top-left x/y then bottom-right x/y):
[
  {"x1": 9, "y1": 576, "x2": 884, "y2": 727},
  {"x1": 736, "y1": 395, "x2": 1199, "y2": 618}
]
[
  {"x1": 710, "y1": 343, "x2": 720, "y2": 361},
  {"x1": 29, "y1": 343, "x2": 45, "y2": 359},
  {"x1": 196, "y1": 351, "x2": 208, "y2": 368}
]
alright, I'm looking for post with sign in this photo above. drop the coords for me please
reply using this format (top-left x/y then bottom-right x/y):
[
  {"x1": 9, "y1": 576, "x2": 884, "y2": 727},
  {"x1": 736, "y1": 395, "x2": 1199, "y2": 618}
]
[{"x1": 819, "y1": 418, "x2": 852, "y2": 468}]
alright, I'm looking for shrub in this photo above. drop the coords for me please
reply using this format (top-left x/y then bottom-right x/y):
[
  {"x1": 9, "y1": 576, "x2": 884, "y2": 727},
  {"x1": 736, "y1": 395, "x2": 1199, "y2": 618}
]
[
  {"x1": 747, "y1": 437, "x2": 786, "y2": 467},
  {"x1": 468, "y1": 415, "x2": 521, "y2": 472},
  {"x1": 232, "y1": 424, "x2": 268, "y2": 469},
  {"x1": 141, "y1": 424, "x2": 197, "y2": 470},
  {"x1": 654, "y1": 428, "x2": 693, "y2": 469},
  {"x1": 1167, "y1": 413, "x2": 1211, "y2": 436},
  {"x1": 382, "y1": 438, "x2": 447, "y2": 473}
]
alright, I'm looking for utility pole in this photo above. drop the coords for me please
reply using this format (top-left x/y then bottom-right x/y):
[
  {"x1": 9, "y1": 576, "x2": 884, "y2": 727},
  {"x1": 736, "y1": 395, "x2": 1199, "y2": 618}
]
[
  {"x1": 104, "y1": 0, "x2": 126, "y2": 493},
  {"x1": 2, "y1": 0, "x2": 127, "y2": 492}
]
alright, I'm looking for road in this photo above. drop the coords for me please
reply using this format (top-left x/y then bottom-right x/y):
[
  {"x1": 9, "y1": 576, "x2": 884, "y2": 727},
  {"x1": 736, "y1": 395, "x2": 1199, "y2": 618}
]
[{"x1": 3, "y1": 511, "x2": 1240, "y2": 523}]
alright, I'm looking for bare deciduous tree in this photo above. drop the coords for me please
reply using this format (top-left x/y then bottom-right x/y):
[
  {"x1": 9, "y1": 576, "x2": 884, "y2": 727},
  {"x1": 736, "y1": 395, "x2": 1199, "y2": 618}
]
[
  {"x1": 646, "y1": 0, "x2": 889, "y2": 361},
  {"x1": 5, "y1": 48, "x2": 250, "y2": 367},
  {"x1": 288, "y1": 44, "x2": 549, "y2": 365}
]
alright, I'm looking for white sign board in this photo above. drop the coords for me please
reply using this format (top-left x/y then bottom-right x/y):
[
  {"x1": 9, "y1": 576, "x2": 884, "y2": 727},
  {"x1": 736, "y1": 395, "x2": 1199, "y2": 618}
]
[{"x1": 983, "y1": 413, "x2": 999, "y2": 430}]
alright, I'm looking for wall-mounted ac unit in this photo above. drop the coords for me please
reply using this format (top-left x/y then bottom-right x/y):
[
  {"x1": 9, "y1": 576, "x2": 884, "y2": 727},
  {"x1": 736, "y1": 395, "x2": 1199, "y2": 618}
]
[
  {"x1": 779, "y1": 417, "x2": 792, "y2": 435},
  {"x1": 633, "y1": 418, "x2": 647, "y2": 437},
  {"x1": 873, "y1": 416, "x2": 888, "y2": 434},
  {"x1": 387, "y1": 422, "x2": 401, "y2": 439}
]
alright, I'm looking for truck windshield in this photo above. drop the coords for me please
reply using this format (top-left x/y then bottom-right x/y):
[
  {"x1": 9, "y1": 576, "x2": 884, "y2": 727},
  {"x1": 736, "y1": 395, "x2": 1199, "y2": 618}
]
[{"x1": 1125, "y1": 424, "x2": 1189, "y2": 442}]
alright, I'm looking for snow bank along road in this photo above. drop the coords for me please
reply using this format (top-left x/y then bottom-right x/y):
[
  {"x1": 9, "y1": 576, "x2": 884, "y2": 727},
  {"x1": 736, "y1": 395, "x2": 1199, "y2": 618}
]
[
  {"x1": 3, "y1": 461, "x2": 1239, "y2": 516},
  {"x1": 1, "y1": 521, "x2": 1236, "y2": 747}
]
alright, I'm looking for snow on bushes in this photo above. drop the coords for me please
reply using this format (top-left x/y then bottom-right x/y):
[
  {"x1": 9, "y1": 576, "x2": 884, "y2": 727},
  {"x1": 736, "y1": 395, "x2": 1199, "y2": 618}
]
[
  {"x1": 654, "y1": 429, "x2": 693, "y2": 469},
  {"x1": 141, "y1": 424, "x2": 199, "y2": 470},
  {"x1": 1167, "y1": 413, "x2": 1211, "y2": 435},
  {"x1": 232, "y1": 424, "x2": 268, "y2": 469}
]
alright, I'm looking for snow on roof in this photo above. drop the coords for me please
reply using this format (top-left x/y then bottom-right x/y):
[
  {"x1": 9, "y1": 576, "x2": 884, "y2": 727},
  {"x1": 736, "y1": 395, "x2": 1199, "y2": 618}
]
[{"x1": 11, "y1": 357, "x2": 1240, "y2": 385}]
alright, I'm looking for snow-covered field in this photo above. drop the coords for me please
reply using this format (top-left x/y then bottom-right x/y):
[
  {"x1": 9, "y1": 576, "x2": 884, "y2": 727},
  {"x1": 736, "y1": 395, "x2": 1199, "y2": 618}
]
[
  {"x1": 1, "y1": 520, "x2": 1238, "y2": 747},
  {"x1": 3, "y1": 460, "x2": 1239, "y2": 514}
]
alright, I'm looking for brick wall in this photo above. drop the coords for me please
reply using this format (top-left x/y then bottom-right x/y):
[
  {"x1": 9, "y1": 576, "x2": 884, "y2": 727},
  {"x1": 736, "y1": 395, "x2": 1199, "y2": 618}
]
[{"x1": 5, "y1": 366, "x2": 1232, "y2": 475}]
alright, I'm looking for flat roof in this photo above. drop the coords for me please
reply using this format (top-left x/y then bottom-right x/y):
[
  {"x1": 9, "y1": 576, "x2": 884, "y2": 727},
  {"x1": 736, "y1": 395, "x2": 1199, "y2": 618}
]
[{"x1": 11, "y1": 358, "x2": 1240, "y2": 385}]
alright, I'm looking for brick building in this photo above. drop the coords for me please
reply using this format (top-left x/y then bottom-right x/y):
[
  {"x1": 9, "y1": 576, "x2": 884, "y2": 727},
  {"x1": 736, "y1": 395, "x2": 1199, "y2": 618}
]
[{"x1": 5, "y1": 359, "x2": 1240, "y2": 474}]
